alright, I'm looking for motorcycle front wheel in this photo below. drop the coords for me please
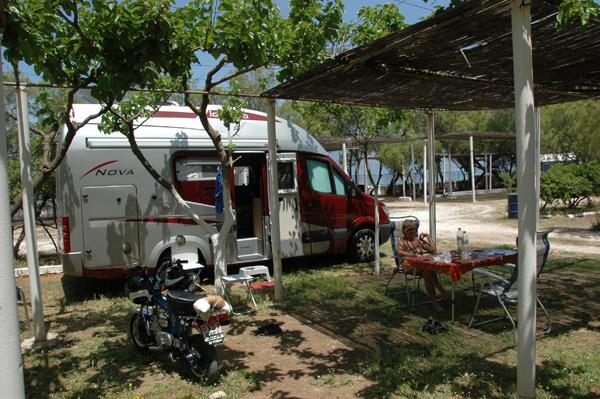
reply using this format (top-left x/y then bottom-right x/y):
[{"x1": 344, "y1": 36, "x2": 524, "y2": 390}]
[
  {"x1": 129, "y1": 313, "x2": 151, "y2": 353},
  {"x1": 184, "y1": 336, "x2": 219, "y2": 382}
]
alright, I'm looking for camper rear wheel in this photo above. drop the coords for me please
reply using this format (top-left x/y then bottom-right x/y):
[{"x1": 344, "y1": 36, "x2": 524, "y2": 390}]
[{"x1": 350, "y1": 228, "x2": 375, "y2": 263}]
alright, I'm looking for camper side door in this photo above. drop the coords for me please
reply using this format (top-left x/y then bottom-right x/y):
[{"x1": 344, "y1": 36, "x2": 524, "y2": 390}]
[{"x1": 299, "y1": 155, "x2": 351, "y2": 255}]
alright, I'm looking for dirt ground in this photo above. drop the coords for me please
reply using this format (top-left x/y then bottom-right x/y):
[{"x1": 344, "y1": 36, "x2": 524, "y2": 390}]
[
  {"x1": 384, "y1": 195, "x2": 600, "y2": 255},
  {"x1": 17, "y1": 195, "x2": 600, "y2": 398}
]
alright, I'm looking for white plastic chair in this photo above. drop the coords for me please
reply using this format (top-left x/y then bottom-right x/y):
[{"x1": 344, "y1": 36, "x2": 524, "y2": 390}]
[
  {"x1": 469, "y1": 231, "x2": 552, "y2": 340},
  {"x1": 385, "y1": 216, "x2": 423, "y2": 305}
]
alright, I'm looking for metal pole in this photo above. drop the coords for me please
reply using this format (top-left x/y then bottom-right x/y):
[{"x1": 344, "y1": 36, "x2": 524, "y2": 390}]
[
  {"x1": 427, "y1": 112, "x2": 436, "y2": 242},
  {"x1": 511, "y1": 1, "x2": 537, "y2": 397},
  {"x1": 448, "y1": 143, "x2": 453, "y2": 197},
  {"x1": 16, "y1": 86, "x2": 47, "y2": 342},
  {"x1": 266, "y1": 100, "x2": 283, "y2": 303},
  {"x1": 363, "y1": 151, "x2": 368, "y2": 192},
  {"x1": 489, "y1": 153, "x2": 494, "y2": 191},
  {"x1": 470, "y1": 136, "x2": 476, "y2": 202},
  {"x1": 411, "y1": 143, "x2": 416, "y2": 200},
  {"x1": 401, "y1": 163, "x2": 406, "y2": 197},
  {"x1": 342, "y1": 142, "x2": 348, "y2": 175},
  {"x1": 423, "y1": 145, "x2": 427, "y2": 206},
  {"x1": 535, "y1": 107, "x2": 541, "y2": 232},
  {"x1": 484, "y1": 154, "x2": 489, "y2": 192},
  {"x1": 374, "y1": 182, "x2": 380, "y2": 277},
  {"x1": 0, "y1": 42, "x2": 27, "y2": 399}
]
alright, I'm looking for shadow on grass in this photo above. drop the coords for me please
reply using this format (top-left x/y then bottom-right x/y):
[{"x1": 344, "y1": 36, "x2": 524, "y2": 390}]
[
  {"x1": 256, "y1": 256, "x2": 600, "y2": 398},
  {"x1": 60, "y1": 275, "x2": 126, "y2": 304}
]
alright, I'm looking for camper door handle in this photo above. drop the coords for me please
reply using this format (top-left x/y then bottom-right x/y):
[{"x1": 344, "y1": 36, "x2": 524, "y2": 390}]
[
  {"x1": 82, "y1": 194, "x2": 88, "y2": 199},
  {"x1": 85, "y1": 250, "x2": 91, "y2": 254}
]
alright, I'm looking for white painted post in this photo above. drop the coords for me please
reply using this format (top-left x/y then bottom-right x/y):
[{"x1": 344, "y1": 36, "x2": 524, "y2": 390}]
[
  {"x1": 484, "y1": 154, "x2": 489, "y2": 192},
  {"x1": 401, "y1": 163, "x2": 406, "y2": 197},
  {"x1": 511, "y1": 1, "x2": 537, "y2": 397},
  {"x1": 448, "y1": 143, "x2": 453, "y2": 197},
  {"x1": 535, "y1": 107, "x2": 541, "y2": 231},
  {"x1": 266, "y1": 100, "x2": 283, "y2": 303},
  {"x1": 374, "y1": 185, "x2": 380, "y2": 277},
  {"x1": 489, "y1": 153, "x2": 494, "y2": 191},
  {"x1": 0, "y1": 43, "x2": 27, "y2": 399},
  {"x1": 427, "y1": 112, "x2": 436, "y2": 242},
  {"x1": 16, "y1": 86, "x2": 47, "y2": 342},
  {"x1": 363, "y1": 151, "x2": 368, "y2": 193},
  {"x1": 342, "y1": 142, "x2": 348, "y2": 175},
  {"x1": 423, "y1": 145, "x2": 428, "y2": 206},
  {"x1": 411, "y1": 144, "x2": 416, "y2": 200},
  {"x1": 470, "y1": 136, "x2": 476, "y2": 202}
]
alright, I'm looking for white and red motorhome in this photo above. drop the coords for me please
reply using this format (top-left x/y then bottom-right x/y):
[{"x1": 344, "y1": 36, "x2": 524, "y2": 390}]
[{"x1": 56, "y1": 104, "x2": 392, "y2": 278}]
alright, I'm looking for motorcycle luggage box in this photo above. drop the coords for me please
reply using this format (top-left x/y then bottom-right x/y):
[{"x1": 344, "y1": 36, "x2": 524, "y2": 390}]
[{"x1": 167, "y1": 290, "x2": 204, "y2": 314}]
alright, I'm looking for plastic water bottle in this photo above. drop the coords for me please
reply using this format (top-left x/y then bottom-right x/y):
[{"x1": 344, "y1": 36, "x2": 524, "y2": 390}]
[
  {"x1": 462, "y1": 230, "x2": 469, "y2": 248},
  {"x1": 456, "y1": 228, "x2": 463, "y2": 251}
]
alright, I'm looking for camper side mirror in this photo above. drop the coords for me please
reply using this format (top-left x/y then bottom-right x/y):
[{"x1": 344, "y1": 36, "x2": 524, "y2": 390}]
[{"x1": 347, "y1": 181, "x2": 356, "y2": 199}]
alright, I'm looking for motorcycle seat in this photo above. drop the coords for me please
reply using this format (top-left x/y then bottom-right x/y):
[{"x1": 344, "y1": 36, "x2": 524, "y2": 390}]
[{"x1": 167, "y1": 290, "x2": 204, "y2": 314}]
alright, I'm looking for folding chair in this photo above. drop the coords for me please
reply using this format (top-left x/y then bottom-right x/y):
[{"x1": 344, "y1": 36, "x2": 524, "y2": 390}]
[
  {"x1": 385, "y1": 216, "x2": 423, "y2": 305},
  {"x1": 469, "y1": 231, "x2": 552, "y2": 339}
]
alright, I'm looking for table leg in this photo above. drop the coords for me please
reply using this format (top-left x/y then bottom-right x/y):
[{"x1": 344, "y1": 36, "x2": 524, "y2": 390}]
[
  {"x1": 451, "y1": 282, "x2": 456, "y2": 323},
  {"x1": 412, "y1": 266, "x2": 417, "y2": 311}
]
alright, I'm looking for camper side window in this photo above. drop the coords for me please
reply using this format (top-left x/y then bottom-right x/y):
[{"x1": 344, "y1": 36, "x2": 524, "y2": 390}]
[
  {"x1": 278, "y1": 162, "x2": 295, "y2": 190},
  {"x1": 175, "y1": 158, "x2": 219, "y2": 181},
  {"x1": 306, "y1": 159, "x2": 333, "y2": 194},
  {"x1": 332, "y1": 169, "x2": 346, "y2": 196}
]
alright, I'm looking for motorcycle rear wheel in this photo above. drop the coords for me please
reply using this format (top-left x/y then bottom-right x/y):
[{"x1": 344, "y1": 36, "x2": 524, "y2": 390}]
[
  {"x1": 129, "y1": 313, "x2": 151, "y2": 353},
  {"x1": 184, "y1": 336, "x2": 219, "y2": 382}
]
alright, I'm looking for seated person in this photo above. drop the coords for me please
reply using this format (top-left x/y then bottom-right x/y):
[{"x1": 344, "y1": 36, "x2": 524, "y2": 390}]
[{"x1": 396, "y1": 219, "x2": 447, "y2": 312}]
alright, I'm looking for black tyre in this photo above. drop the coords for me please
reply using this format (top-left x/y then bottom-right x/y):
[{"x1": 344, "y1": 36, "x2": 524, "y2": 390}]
[
  {"x1": 184, "y1": 336, "x2": 219, "y2": 382},
  {"x1": 350, "y1": 228, "x2": 375, "y2": 262},
  {"x1": 129, "y1": 313, "x2": 151, "y2": 353}
]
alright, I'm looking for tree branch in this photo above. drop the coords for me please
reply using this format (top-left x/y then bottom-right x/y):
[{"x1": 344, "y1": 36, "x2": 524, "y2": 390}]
[
  {"x1": 122, "y1": 121, "x2": 217, "y2": 236},
  {"x1": 209, "y1": 65, "x2": 261, "y2": 89},
  {"x1": 204, "y1": 57, "x2": 229, "y2": 91}
]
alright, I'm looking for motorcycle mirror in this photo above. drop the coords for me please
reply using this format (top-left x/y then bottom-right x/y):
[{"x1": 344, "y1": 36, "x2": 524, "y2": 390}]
[
  {"x1": 122, "y1": 242, "x2": 132, "y2": 255},
  {"x1": 175, "y1": 235, "x2": 186, "y2": 247}
]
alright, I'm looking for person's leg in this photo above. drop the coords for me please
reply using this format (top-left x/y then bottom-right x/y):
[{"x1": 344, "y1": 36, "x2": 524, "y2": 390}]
[
  {"x1": 422, "y1": 270, "x2": 444, "y2": 312},
  {"x1": 432, "y1": 272, "x2": 447, "y2": 298}
]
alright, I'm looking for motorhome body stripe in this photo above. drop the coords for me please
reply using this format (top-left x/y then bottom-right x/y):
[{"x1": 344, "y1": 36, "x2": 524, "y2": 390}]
[
  {"x1": 80, "y1": 160, "x2": 119, "y2": 178},
  {"x1": 126, "y1": 217, "x2": 219, "y2": 225},
  {"x1": 153, "y1": 111, "x2": 197, "y2": 119},
  {"x1": 153, "y1": 110, "x2": 272, "y2": 122}
]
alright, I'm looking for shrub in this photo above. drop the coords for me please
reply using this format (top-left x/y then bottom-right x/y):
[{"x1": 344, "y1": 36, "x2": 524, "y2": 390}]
[
  {"x1": 540, "y1": 162, "x2": 595, "y2": 209},
  {"x1": 499, "y1": 172, "x2": 516, "y2": 193}
]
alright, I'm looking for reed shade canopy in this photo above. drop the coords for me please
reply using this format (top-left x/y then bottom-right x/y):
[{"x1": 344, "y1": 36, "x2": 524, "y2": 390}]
[{"x1": 262, "y1": 0, "x2": 600, "y2": 110}]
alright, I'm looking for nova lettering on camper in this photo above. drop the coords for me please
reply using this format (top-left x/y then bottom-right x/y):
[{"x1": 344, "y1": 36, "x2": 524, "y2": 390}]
[
  {"x1": 95, "y1": 169, "x2": 134, "y2": 176},
  {"x1": 81, "y1": 160, "x2": 133, "y2": 178}
]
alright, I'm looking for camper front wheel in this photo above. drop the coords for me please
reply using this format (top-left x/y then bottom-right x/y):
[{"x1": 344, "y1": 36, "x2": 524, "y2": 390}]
[{"x1": 350, "y1": 228, "x2": 375, "y2": 262}]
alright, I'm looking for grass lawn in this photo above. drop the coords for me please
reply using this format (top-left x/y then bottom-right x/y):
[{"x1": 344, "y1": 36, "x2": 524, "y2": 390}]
[{"x1": 16, "y1": 252, "x2": 600, "y2": 398}]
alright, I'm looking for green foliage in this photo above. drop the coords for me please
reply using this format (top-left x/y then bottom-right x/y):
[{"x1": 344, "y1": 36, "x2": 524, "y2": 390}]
[
  {"x1": 3, "y1": 0, "x2": 193, "y2": 103},
  {"x1": 219, "y1": 81, "x2": 245, "y2": 130},
  {"x1": 498, "y1": 172, "x2": 516, "y2": 193},
  {"x1": 541, "y1": 100, "x2": 600, "y2": 163},
  {"x1": 350, "y1": 3, "x2": 406, "y2": 46},
  {"x1": 540, "y1": 162, "x2": 598, "y2": 209},
  {"x1": 557, "y1": 0, "x2": 600, "y2": 26}
]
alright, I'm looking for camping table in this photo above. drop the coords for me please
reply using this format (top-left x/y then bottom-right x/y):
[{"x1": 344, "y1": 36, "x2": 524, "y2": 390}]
[{"x1": 403, "y1": 249, "x2": 518, "y2": 322}]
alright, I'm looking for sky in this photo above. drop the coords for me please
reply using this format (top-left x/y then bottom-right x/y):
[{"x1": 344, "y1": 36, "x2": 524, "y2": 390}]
[{"x1": 3, "y1": 1, "x2": 449, "y2": 85}]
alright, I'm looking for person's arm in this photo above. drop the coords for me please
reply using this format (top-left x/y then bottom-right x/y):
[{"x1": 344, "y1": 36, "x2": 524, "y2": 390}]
[{"x1": 418, "y1": 233, "x2": 436, "y2": 253}]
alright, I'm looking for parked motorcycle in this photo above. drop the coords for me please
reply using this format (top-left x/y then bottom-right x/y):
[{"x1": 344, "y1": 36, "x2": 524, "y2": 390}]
[{"x1": 124, "y1": 237, "x2": 230, "y2": 381}]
